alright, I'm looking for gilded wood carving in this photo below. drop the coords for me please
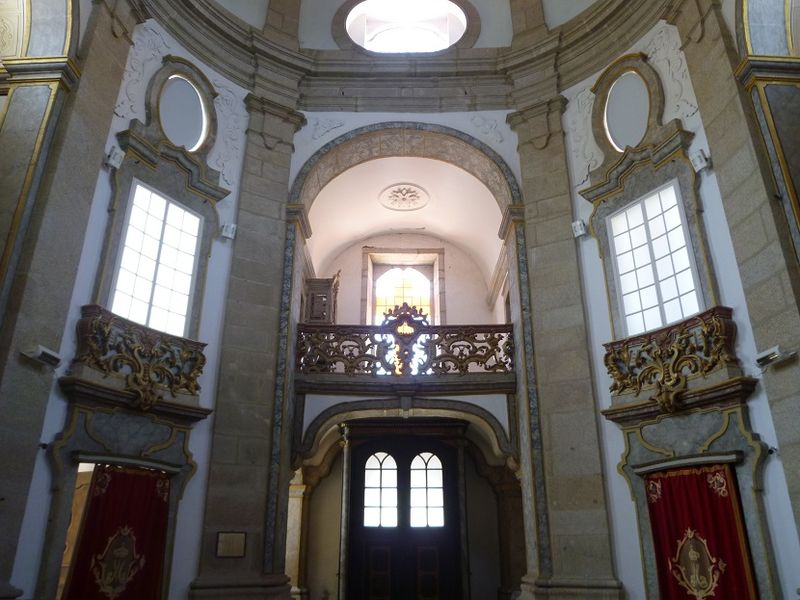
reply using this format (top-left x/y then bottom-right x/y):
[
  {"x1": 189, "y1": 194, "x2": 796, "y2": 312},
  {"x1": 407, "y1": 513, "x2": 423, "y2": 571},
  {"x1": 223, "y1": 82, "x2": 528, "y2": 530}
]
[
  {"x1": 603, "y1": 306, "x2": 737, "y2": 412},
  {"x1": 73, "y1": 305, "x2": 207, "y2": 410}
]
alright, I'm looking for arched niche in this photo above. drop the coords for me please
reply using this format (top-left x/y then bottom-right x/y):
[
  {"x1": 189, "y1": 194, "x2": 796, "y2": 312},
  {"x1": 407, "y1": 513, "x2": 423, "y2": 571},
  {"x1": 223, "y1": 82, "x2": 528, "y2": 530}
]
[{"x1": 289, "y1": 122, "x2": 522, "y2": 213}]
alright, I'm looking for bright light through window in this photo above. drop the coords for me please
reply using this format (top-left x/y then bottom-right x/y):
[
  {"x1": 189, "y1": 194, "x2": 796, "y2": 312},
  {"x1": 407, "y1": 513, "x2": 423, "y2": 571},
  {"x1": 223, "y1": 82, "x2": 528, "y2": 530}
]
[
  {"x1": 111, "y1": 183, "x2": 201, "y2": 337},
  {"x1": 346, "y1": 0, "x2": 467, "y2": 53},
  {"x1": 364, "y1": 452, "x2": 398, "y2": 527},
  {"x1": 410, "y1": 453, "x2": 444, "y2": 528},
  {"x1": 374, "y1": 267, "x2": 432, "y2": 325},
  {"x1": 609, "y1": 182, "x2": 700, "y2": 336}
]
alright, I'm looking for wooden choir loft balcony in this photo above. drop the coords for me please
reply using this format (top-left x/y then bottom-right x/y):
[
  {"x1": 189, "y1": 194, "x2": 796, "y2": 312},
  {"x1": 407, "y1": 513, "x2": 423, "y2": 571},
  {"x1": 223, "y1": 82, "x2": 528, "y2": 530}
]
[{"x1": 295, "y1": 303, "x2": 516, "y2": 396}]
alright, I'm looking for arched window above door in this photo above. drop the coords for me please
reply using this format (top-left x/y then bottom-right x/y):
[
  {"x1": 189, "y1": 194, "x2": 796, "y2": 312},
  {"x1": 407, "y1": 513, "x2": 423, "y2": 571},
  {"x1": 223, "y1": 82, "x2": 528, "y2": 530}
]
[
  {"x1": 374, "y1": 267, "x2": 432, "y2": 325},
  {"x1": 364, "y1": 452, "x2": 398, "y2": 527},
  {"x1": 410, "y1": 452, "x2": 445, "y2": 527}
]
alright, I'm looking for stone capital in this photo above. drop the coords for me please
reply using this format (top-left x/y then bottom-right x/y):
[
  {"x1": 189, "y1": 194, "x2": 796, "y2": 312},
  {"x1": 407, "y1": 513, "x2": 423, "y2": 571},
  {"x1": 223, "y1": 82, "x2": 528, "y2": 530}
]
[
  {"x1": 506, "y1": 96, "x2": 567, "y2": 150},
  {"x1": 245, "y1": 94, "x2": 306, "y2": 131},
  {"x1": 499, "y1": 204, "x2": 526, "y2": 240},
  {"x1": 285, "y1": 204, "x2": 312, "y2": 239}
]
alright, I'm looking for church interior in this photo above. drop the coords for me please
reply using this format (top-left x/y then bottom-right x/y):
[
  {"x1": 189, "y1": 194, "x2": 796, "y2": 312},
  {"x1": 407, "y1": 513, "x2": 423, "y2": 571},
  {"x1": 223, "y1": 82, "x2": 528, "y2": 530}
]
[{"x1": 2, "y1": 0, "x2": 800, "y2": 598}]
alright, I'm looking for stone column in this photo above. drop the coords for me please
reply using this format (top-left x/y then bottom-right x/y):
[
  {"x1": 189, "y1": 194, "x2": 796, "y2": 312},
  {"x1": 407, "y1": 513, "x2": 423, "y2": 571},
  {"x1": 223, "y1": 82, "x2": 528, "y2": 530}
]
[
  {"x1": 668, "y1": 0, "x2": 800, "y2": 526},
  {"x1": 0, "y1": 1, "x2": 139, "y2": 594},
  {"x1": 190, "y1": 95, "x2": 305, "y2": 599},
  {"x1": 507, "y1": 99, "x2": 623, "y2": 599}
]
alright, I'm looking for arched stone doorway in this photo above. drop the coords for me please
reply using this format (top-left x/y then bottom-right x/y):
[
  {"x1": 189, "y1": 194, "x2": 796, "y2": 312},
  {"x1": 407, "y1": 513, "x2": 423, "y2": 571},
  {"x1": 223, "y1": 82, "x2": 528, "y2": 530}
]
[{"x1": 288, "y1": 412, "x2": 525, "y2": 600}]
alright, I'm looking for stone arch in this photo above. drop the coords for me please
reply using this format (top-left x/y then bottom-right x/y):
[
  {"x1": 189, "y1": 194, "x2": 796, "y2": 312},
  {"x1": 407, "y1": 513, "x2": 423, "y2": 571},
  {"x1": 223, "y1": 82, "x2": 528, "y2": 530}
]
[
  {"x1": 298, "y1": 398, "x2": 517, "y2": 471},
  {"x1": 289, "y1": 122, "x2": 523, "y2": 214}
]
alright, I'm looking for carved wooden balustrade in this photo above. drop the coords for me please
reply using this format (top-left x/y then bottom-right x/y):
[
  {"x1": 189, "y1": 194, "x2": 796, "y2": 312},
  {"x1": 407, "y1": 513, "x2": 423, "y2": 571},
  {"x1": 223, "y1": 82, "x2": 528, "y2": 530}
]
[
  {"x1": 70, "y1": 304, "x2": 207, "y2": 410},
  {"x1": 296, "y1": 303, "x2": 514, "y2": 378},
  {"x1": 603, "y1": 306, "x2": 741, "y2": 413}
]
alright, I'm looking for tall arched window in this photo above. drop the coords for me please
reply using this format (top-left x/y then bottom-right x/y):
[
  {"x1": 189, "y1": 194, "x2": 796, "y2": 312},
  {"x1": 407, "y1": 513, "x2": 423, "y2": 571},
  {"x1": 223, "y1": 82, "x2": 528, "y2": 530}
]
[
  {"x1": 410, "y1": 452, "x2": 444, "y2": 527},
  {"x1": 373, "y1": 267, "x2": 432, "y2": 325},
  {"x1": 363, "y1": 452, "x2": 398, "y2": 527}
]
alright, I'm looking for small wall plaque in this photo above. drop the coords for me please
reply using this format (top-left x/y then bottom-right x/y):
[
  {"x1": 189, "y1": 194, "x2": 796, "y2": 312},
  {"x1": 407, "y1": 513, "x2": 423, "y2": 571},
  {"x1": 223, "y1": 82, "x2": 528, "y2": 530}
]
[{"x1": 216, "y1": 531, "x2": 246, "y2": 558}]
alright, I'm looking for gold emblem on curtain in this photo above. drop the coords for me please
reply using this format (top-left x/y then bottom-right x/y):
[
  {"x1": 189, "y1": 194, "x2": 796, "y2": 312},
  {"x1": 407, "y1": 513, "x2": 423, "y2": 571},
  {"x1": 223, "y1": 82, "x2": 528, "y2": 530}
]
[
  {"x1": 706, "y1": 471, "x2": 728, "y2": 497},
  {"x1": 93, "y1": 471, "x2": 112, "y2": 496},
  {"x1": 670, "y1": 528, "x2": 726, "y2": 599},
  {"x1": 91, "y1": 526, "x2": 145, "y2": 599},
  {"x1": 646, "y1": 479, "x2": 662, "y2": 503}
]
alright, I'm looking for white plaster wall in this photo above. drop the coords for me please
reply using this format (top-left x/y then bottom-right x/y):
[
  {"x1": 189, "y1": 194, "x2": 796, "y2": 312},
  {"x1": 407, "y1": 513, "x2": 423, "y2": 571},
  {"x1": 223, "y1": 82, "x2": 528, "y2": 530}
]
[
  {"x1": 306, "y1": 453, "x2": 343, "y2": 599},
  {"x1": 321, "y1": 232, "x2": 497, "y2": 325},
  {"x1": 298, "y1": 0, "x2": 512, "y2": 49},
  {"x1": 212, "y1": 0, "x2": 269, "y2": 29},
  {"x1": 542, "y1": 0, "x2": 598, "y2": 29},
  {"x1": 465, "y1": 453, "x2": 501, "y2": 598},
  {"x1": 10, "y1": 19, "x2": 249, "y2": 600},
  {"x1": 562, "y1": 20, "x2": 800, "y2": 600},
  {"x1": 291, "y1": 111, "x2": 521, "y2": 194}
]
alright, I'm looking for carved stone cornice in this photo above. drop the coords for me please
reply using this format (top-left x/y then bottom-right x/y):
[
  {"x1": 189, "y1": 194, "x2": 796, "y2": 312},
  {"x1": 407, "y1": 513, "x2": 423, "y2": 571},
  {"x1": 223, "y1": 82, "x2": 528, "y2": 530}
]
[
  {"x1": 602, "y1": 306, "x2": 741, "y2": 414},
  {"x1": 499, "y1": 204, "x2": 526, "y2": 240},
  {"x1": 245, "y1": 93, "x2": 306, "y2": 130},
  {"x1": 124, "y1": 0, "x2": 686, "y2": 114},
  {"x1": 286, "y1": 204, "x2": 312, "y2": 239},
  {"x1": 116, "y1": 123, "x2": 230, "y2": 203},
  {"x1": 580, "y1": 123, "x2": 693, "y2": 204},
  {"x1": 506, "y1": 96, "x2": 568, "y2": 149},
  {"x1": 70, "y1": 305, "x2": 208, "y2": 412}
]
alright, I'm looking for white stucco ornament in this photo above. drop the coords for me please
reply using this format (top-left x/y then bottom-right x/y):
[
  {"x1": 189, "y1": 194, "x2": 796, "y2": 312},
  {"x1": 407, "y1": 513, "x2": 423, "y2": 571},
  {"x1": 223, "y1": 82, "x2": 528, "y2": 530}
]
[{"x1": 379, "y1": 183, "x2": 430, "y2": 211}]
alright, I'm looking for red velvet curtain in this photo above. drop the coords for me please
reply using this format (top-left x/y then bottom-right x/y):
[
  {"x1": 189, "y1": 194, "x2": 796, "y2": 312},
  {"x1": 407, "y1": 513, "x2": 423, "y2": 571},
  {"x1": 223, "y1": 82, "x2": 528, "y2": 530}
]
[
  {"x1": 645, "y1": 464, "x2": 757, "y2": 599},
  {"x1": 63, "y1": 465, "x2": 171, "y2": 600}
]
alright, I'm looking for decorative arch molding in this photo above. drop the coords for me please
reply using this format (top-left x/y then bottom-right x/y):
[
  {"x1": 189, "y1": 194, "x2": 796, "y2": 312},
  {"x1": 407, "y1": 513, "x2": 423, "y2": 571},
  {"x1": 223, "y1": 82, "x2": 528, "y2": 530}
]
[
  {"x1": 289, "y1": 122, "x2": 523, "y2": 214},
  {"x1": 297, "y1": 397, "x2": 518, "y2": 470}
]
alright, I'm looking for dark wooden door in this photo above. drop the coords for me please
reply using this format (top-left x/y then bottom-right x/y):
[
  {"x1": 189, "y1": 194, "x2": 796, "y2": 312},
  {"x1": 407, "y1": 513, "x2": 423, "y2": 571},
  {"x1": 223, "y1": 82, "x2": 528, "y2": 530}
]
[{"x1": 348, "y1": 435, "x2": 461, "y2": 600}]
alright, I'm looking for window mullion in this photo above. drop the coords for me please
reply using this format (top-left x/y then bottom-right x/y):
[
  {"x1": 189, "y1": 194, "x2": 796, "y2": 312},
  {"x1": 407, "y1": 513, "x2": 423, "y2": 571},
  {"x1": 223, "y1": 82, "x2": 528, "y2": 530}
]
[
  {"x1": 146, "y1": 201, "x2": 170, "y2": 329},
  {"x1": 641, "y1": 199, "x2": 668, "y2": 328}
]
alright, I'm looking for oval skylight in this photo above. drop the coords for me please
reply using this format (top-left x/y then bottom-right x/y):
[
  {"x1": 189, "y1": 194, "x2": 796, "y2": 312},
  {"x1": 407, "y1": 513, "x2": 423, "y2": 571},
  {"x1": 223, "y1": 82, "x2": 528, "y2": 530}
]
[{"x1": 346, "y1": 0, "x2": 467, "y2": 53}]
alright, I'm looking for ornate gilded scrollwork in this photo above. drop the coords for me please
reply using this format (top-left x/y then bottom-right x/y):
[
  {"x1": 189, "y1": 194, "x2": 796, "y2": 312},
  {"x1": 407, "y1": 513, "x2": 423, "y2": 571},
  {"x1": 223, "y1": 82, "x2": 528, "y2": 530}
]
[
  {"x1": 296, "y1": 303, "x2": 513, "y2": 376},
  {"x1": 73, "y1": 305, "x2": 207, "y2": 410},
  {"x1": 603, "y1": 306, "x2": 737, "y2": 412}
]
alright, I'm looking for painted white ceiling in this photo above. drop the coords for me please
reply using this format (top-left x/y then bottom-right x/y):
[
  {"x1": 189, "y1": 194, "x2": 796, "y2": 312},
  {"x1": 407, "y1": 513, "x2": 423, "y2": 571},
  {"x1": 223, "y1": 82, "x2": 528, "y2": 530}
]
[
  {"x1": 307, "y1": 157, "x2": 504, "y2": 285},
  {"x1": 542, "y1": 0, "x2": 600, "y2": 29},
  {"x1": 212, "y1": 0, "x2": 268, "y2": 28}
]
